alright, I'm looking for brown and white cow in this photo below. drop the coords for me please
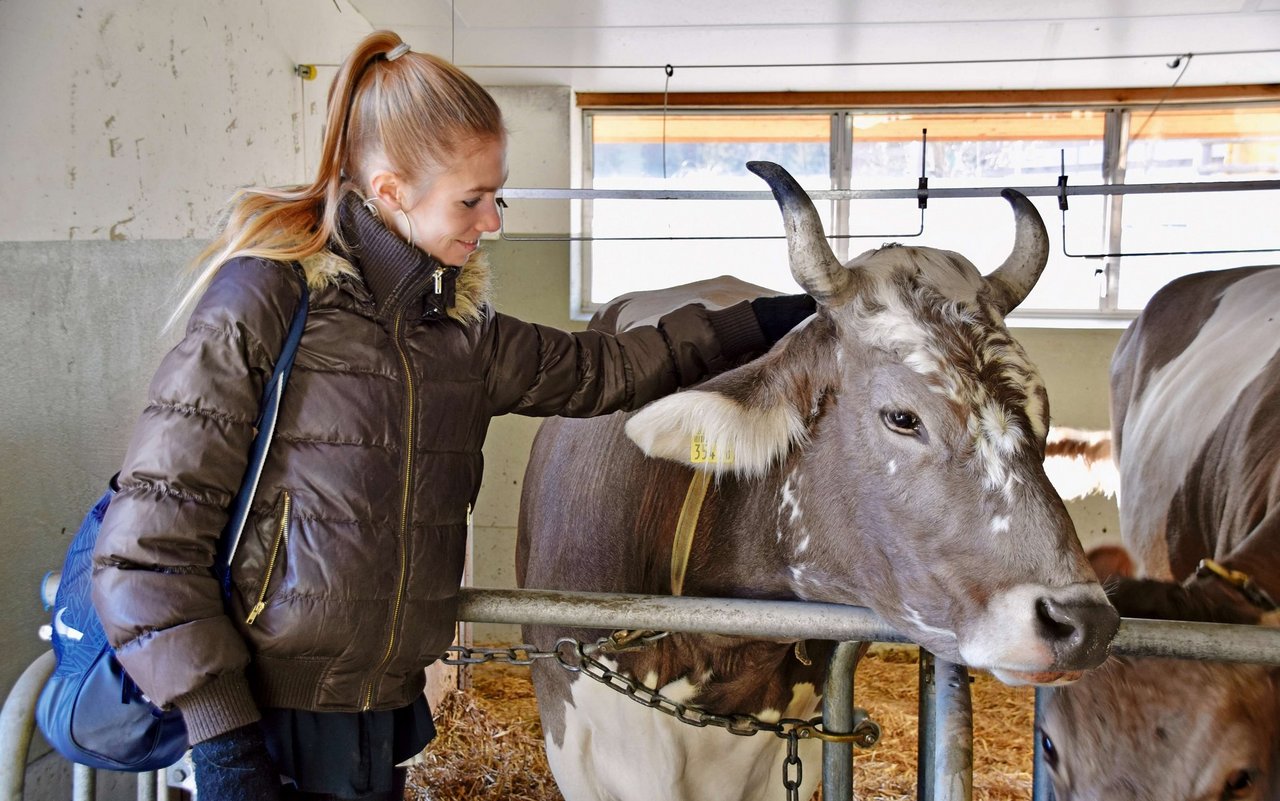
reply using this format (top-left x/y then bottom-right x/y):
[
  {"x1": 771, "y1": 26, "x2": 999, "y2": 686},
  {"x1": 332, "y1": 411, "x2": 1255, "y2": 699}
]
[
  {"x1": 517, "y1": 161, "x2": 1119, "y2": 801},
  {"x1": 1040, "y1": 266, "x2": 1280, "y2": 801}
]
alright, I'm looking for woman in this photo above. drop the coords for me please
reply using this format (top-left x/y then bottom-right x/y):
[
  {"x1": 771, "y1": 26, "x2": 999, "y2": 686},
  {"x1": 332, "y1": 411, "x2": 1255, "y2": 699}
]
[{"x1": 91, "y1": 30, "x2": 813, "y2": 800}]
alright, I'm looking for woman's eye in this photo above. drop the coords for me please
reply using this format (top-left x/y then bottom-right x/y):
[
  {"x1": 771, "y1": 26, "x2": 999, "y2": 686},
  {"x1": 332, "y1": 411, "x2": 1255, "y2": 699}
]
[
  {"x1": 882, "y1": 409, "x2": 921, "y2": 434},
  {"x1": 462, "y1": 197, "x2": 482, "y2": 208},
  {"x1": 1222, "y1": 769, "x2": 1255, "y2": 800}
]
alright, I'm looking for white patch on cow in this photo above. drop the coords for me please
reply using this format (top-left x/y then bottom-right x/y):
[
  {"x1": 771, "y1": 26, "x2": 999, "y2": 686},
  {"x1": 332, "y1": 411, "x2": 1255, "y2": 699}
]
[
  {"x1": 905, "y1": 604, "x2": 957, "y2": 640},
  {"x1": 848, "y1": 259, "x2": 1048, "y2": 493},
  {"x1": 958, "y1": 582, "x2": 1110, "y2": 676},
  {"x1": 1043, "y1": 427, "x2": 1120, "y2": 501},
  {"x1": 887, "y1": 459, "x2": 897, "y2": 475},
  {"x1": 795, "y1": 535, "x2": 810, "y2": 554},
  {"x1": 1121, "y1": 269, "x2": 1280, "y2": 572},
  {"x1": 546, "y1": 672, "x2": 822, "y2": 801},
  {"x1": 626, "y1": 390, "x2": 806, "y2": 477},
  {"x1": 991, "y1": 515, "x2": 1011, "y2": 534}
]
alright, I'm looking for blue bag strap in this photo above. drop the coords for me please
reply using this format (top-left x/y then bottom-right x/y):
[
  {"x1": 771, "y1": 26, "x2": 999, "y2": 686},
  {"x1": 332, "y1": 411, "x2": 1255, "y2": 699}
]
[{"x1": 218, "y1": 273, "x2": 309, "y2": 598}]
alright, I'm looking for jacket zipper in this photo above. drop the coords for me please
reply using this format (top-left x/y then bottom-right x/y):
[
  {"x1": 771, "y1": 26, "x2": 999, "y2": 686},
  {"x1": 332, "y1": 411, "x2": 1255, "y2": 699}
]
[
  {"x1": 246, "y1": 491, "x2": 290, "y2": 625},
  {"x1": 362, "y1": 309, "x2": 415, "y2": 709}
]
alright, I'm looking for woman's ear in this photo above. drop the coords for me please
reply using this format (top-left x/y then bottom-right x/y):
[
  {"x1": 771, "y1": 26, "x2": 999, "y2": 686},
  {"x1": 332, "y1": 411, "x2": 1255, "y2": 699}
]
[{"x1": 367, "y1": 170, "x2": 402, "y2": 211}]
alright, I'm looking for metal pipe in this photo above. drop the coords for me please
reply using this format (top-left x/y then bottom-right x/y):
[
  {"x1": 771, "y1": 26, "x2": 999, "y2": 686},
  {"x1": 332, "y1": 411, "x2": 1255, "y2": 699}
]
[
  {"x1": 1032, "y1": 688, "x2": 1052, "y2": 801},
  {"x1": 500, "y1": 178, "x2": 1280, "y2": 202},
  {"x1": 136, "y1": 771, "x2": 157, "y2": 801},
  {"x1": 457, "y1": 589, "x2": 1280, "y2": 665},
  {"x1": 821, "y1": 642, "x2": 861, "y2": 801},
  {"x1": 0, "y1": 650, "x2": 55, "y2": 801},
  {"x1": 916, "y1": 649, "x2": 937, "y2": 801},
  {"x1": 72, "y1": 763, "x2": 94, "y2": 801},
  {"x1": 932, "y1": 659, "x2": 973, "y2": 801}
]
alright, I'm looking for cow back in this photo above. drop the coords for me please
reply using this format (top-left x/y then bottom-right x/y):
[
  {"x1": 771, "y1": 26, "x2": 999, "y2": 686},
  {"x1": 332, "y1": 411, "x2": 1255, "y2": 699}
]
[{"x1": 1109, "y1": 265, "x2": 1280, "y2": 587}]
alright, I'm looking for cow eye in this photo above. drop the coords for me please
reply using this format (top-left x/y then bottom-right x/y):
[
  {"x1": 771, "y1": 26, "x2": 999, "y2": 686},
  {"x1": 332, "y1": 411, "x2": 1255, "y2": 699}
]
[
  {"x1": 1038, "y1": 728, "x2": 1058, "y2": 770},
  {"x1": 1222, "y1": 769, "x2": 1255, "y2": 800},
  {"x1": 882, "y1": 409, "x2": 921, "y2": 435}
]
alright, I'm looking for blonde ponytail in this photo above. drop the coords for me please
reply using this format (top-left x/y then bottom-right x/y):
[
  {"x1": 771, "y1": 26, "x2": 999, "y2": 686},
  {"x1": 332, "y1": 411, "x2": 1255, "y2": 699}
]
[{"x1": 167, "y1": 30, "x2": 504, "y2": 331}]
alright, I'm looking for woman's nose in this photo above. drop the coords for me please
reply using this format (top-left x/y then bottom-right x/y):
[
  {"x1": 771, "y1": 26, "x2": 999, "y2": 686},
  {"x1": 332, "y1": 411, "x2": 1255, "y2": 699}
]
[{"x1": 478, "y1": 199, "x2": 502, "y2": 233}]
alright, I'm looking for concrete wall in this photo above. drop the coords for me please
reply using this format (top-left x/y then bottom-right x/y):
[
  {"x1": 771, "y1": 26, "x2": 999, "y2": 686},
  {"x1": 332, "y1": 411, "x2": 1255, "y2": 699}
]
[{"x1": 0, "y1": 0, "x2": 1120, "y2": 794}]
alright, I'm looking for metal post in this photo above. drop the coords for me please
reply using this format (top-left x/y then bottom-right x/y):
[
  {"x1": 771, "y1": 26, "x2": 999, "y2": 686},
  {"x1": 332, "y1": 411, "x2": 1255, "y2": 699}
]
[
  {"x1": 0, "y1": 650, "x2": 56, "y2": 801},
  {"x1": 916, "y1": 649, "x2": 936, "y2": 801},
  {"x1": 821, "y1": 641, "x2": 861, "y2": 801},
  {"x1": 1032, "y1": 688, "x2": 1051, "y2": 801},
  {"x1": 136, "y1": 770, "x2": 158, "y2": 801},
  {"x1": 932, "y1": 658, "x2": 973, "y2": 801},
  {"x1": 72, "y1": 763, "x2": 95, "y2": 801}
]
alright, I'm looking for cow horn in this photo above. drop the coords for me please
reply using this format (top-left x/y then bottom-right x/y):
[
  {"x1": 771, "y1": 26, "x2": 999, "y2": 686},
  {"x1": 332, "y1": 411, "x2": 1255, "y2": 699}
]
[
  {"x1": 985, "y1": 189, "x2": 1050, "y2": 314},
  {"x1": 747, "y1": 161, "x2": 854, "y2": 303}
]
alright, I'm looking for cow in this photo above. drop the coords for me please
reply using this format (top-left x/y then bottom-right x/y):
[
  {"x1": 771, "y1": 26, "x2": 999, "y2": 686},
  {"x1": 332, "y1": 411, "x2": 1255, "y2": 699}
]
[
  {"x1": 1039, "y1": 265, "x2": 1280, "y2": 801},
  {"x1": 516, "y1": 161, "x2": 1120, "y2": 801}
]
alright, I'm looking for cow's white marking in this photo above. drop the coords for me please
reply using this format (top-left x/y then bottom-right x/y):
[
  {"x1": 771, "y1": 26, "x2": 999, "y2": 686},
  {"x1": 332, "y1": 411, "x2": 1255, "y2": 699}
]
[
  {"x1": 887, "y1": 459, "x2": 898, "y2": 475},
  {"x1": 958, "y1": 583, "x2": 1110, "y2": 675},
  {"x1": 1121, "y1": 269, "x2": 1280, "y2": 575},
  {"x1": 547, "y1": 668, "x2": 823, "y2": 801},
  {"x1": 991, "y1": 515, "x2": 1011, "y2": 534},
  {"x1": 905, "y1": 604, "x2": 957, "y2": 640}
]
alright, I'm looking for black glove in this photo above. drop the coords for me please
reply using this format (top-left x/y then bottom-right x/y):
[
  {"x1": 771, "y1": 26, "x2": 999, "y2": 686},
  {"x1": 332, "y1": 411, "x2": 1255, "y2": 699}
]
[
  {"x1": 750, "y1": 293, "x2": 817, "y2": 345},
  {"x1": 191, "y1": 723, "x2": 283, "y2": 801}
]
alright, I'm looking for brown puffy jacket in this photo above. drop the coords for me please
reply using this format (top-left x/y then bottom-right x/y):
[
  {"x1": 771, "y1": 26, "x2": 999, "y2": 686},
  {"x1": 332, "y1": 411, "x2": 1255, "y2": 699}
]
[{"x1": 91, "y1": 195, "x2": 767, "y2": 743}]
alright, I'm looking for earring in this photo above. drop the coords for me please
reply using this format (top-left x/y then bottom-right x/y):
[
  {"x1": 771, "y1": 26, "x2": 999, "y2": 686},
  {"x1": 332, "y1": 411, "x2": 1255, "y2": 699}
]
[
  {"x1": 397, "y1": 208, "x2": 416, "y2": 249},
  {"x1": 361, "y1": 196, "x2": 381, "y2": 221}
]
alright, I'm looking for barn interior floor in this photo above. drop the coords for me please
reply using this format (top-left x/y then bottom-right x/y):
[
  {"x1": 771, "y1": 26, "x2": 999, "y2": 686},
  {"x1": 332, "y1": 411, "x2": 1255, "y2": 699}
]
[{"x1": 406, "y1": 645, "x2": 1036, "y2": 801}]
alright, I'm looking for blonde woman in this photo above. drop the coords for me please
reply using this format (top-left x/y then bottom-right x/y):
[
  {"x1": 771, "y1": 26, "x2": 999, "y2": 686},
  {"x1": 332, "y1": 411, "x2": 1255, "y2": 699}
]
[{"x1": 90, "y1": 30, "x2": 813, "y2": 801}]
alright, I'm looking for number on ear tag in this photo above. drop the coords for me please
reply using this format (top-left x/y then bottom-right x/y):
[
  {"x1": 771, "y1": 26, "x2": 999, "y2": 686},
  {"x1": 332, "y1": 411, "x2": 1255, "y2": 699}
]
[{"x1": 690, "y1": 433, "x2": 733, "y2": 465}]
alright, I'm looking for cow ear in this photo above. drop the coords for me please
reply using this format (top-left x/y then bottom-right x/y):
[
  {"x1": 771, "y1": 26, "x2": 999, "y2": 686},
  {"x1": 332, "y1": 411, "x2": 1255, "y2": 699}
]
[
  {"x1": 1086, "y1": 544, "x2": 1136, "y2": 582},
  {"x1": 625, "y1": 325, "x2": 831, "y2": 477}
]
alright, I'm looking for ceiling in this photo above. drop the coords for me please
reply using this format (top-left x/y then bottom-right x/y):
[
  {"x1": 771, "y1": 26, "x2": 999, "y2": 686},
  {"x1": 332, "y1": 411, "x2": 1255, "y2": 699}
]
[{"x1": 348, "y1": 0, "x2": 1280, "y2": 94}]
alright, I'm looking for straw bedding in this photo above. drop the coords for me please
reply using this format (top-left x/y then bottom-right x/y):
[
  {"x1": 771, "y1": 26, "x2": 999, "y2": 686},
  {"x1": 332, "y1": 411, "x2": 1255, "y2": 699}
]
[{"x1": 406, "y1": 646, "x2": 1036, "y2": 801}]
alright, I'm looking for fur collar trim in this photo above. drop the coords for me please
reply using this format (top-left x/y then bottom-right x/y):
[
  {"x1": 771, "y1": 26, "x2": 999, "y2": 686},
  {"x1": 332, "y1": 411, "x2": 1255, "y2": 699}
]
[{"x1": 298, "y1": 240, "x2": 493, "y2": 325}]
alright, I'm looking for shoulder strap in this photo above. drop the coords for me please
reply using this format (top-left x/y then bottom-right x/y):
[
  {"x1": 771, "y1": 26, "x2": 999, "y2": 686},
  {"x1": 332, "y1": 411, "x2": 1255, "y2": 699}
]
[{"x1": 218, "y1": 275, "x2": 310, "y2": 598}]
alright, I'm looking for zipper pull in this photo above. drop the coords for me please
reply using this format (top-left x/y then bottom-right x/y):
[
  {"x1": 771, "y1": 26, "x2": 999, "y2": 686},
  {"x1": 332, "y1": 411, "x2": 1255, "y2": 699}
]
[
  {"x1": 466, "y1": 504, "x2": 473, "y2": 526},
  {"x1": 246, "y1": 602, "x2": 265, "y2": 625},
  {"x1": 432, "y1": 267, "x2": 443, "y2": 295}
]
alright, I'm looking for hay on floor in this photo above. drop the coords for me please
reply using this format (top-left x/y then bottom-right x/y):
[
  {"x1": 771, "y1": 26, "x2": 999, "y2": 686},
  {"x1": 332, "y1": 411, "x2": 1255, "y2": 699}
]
[{"x1": 407, "y1": 647, "x2": 1036, "y2": 801}]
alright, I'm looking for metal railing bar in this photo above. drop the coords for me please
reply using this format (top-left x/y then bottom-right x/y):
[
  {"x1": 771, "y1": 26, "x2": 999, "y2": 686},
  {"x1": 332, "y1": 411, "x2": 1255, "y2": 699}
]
[
  {"x1": 500, "y1": 178, "x2": 1280, "y2": 202},
  {"x1": 456, "y1": 588, "x2": 1280, "y2": 665}
]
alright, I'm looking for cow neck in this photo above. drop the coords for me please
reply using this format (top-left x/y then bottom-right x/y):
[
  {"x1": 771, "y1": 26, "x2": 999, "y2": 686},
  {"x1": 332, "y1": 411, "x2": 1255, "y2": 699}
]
[{"x1": 606, "y1": 467, "x2": 711, "y2": 651}]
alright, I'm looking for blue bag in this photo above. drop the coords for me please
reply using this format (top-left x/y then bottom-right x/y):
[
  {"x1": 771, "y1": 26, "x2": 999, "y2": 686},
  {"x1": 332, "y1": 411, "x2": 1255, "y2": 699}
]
[{"x1": 36, "y1": 281, "x2": 308, "y2": 772}]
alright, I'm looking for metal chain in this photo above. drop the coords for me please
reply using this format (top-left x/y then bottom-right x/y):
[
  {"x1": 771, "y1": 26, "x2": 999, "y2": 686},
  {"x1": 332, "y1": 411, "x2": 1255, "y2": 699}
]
[
  {"x1": 442, "y1": 638, "x2": 881, "y2": 798},
  {"x1": 783, "y1": 730, "x2": 803, "y2": 801}
]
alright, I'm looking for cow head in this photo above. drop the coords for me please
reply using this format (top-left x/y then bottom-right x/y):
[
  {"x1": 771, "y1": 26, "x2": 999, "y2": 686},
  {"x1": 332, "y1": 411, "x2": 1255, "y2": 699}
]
[
  {"x1": 1040, "y1": 547, "x2": 1280, "y2": 801},
  {"x1": 625, "y1": 161, "x2": 1118, "y2": 684}
]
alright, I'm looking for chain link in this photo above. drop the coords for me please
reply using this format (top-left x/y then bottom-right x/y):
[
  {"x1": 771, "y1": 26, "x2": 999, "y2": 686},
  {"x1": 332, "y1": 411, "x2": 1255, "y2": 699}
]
[
  {"x1": 442, "y1": 638, "x2": 880, "y2": 798},
  {"x1": 782, "y1": 730, "x2": 803, "y2": 801}
]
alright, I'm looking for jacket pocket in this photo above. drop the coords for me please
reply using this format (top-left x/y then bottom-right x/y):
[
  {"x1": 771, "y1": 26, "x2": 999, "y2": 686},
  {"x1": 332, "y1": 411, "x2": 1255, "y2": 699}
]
[{"x1": 245, "y1": 491, "x2": 291, "y2": 625}]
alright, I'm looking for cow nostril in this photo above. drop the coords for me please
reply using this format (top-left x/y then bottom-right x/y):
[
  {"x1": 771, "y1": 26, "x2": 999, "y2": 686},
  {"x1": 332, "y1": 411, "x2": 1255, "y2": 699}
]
[
  {"x1": 1036, "y1": 598, "x2": 1080, "y2": 643},
  {"x1": 1035, "y1": 596, "x2": 1120, "y2": 669}
]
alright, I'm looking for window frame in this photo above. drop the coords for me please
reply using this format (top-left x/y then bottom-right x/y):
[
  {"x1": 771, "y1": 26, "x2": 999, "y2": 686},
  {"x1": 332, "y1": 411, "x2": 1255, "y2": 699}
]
[{"x1": 574, "y1": 91, "x2": 1280, "y2": 326}]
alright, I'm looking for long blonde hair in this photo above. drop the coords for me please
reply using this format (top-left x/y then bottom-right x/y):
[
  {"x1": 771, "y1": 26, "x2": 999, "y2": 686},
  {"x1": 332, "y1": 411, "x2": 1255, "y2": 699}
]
[{"x1": 168, "y1": 30, "x2": 505, "y2": 330}]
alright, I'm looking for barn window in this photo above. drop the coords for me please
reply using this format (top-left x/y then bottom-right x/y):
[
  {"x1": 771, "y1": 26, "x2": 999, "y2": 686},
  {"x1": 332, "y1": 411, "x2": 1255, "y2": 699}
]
[{"x1": 570, "y1": 99, "x2": 1280, "y2": 325}]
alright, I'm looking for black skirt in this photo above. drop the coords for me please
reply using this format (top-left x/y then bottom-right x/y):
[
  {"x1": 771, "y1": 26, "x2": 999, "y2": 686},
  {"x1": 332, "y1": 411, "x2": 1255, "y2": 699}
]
[{"x1": 260, "y1": 696, "x2": 436, "y2": 798}]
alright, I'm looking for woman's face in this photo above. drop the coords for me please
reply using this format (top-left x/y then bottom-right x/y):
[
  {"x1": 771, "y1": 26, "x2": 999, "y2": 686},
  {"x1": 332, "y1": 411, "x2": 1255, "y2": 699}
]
[{"x1": 400, "y1": 136, "x2": 507, "y2": 267}]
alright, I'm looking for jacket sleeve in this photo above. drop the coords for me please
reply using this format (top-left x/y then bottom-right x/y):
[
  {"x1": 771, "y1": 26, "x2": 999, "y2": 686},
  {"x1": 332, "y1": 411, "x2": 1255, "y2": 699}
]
[
  {"x1": 481, "y1": 300, "x2": 767, "y2": 417},
  {"x1": 90, "y1": 257, "x2": 304, "y2": 744}
]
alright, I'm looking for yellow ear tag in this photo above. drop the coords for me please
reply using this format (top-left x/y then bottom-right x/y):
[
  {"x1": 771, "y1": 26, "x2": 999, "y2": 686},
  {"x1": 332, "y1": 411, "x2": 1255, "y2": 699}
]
[{"x1": 690, "y1": 433, "x2": 733, "y2": 465}]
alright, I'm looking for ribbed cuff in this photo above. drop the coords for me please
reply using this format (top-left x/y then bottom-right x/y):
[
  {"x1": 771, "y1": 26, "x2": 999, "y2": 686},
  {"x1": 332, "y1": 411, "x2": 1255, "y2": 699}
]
[
  {"x1": 173, "y1": 671, "x2": 262, "y2": 745},
  {"x1": 705, "y1": 301, "x2": 768, "y2": 361}
]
